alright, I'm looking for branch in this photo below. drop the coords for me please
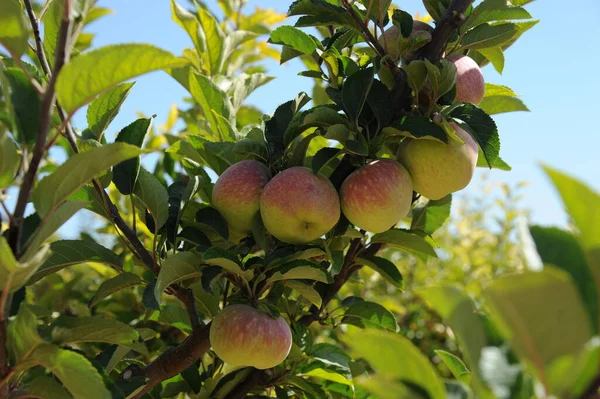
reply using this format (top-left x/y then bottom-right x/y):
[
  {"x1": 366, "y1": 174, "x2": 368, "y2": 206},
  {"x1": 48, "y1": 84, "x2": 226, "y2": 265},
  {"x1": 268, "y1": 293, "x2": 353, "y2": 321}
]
[
  {"x1": 579, "y1": 375, "x2": 600, "y2": 399},
  {"x1": 414, "y1": 0, "x2": 474, "y2": 61},
  {"x1": 8, "y1": 0, "x2": 72, "y2": 255}
]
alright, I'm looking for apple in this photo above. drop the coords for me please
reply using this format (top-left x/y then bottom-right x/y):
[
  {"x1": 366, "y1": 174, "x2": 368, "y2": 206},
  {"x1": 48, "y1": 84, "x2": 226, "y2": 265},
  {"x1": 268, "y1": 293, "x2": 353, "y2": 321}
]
[
  {"x1": 340, "y1": 159, "x2": 413, "y2": 233},
  {"x1": 210, "y1": 304, "x2": 292, "y2": 370},
  {"x1": 260, "y1": 167, "x2": 340, "y2": 244},
  {"x1": 446, "y1": 54, "x2": 485, "y2": 105},
  {"x1": 397, "y1": 122, "x2": 479, "y2": 200},
  {"x1": 212, "y1": 160, "x2": 271, "y2": 236},
  {"x1": 378, "y1": 21, "x2": 433, "y2": 59}
]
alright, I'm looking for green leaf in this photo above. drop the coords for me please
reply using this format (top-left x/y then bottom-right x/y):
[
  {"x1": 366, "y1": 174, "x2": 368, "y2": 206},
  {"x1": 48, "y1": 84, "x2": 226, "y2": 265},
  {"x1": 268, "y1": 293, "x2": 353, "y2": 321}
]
[
  {"x1": 195, "y1": 206, "x2": 229, "y2": 240},
  {"x1": 24, "y1": 376, "x2": 71, "y2": 399},
  {"x1": 361, "y1": 0, "x2": 392, "y2": 22},
  {"x1": 52, "y1": 316, "x2": 141, "y2": 350},
  {"x1": 288, "y1": 0, "x2": 362, "y2": 31},
  {"x1": 356, "y1": 256, "x2": 403, "y2": 289},
  {"x1": 42, "y1": 0, "x2": 92, "y2": 64},
  {"x1": 529, "y1": 226, "x2": 598, "y2": 331},
  {"x1": 479, "y1": 95, "x2": 528, "y2": 115},
  {"x1": 465, "y1": 0, "x2": 532, "y2": 30},
  {"x1": 342, "y1": 68, "x2": 374, "y2": 123},
  {"x1": 483, "y1": 83, "x2": 517, "y2": 96},
  {"x1": 265, "y1": 92, "x2": 311, "y2": 158},
  {"x1": 230, "y1": 73, "x2": 274, "y2": 112},
  {"x1": 312, "y1": 147, "x2": 343, "y2": 175},
  {"x1": 425, "y1": 59, "x2": 457, "y2": 100},
  {"x1": 460, "y1": 23, "x2": 518, "y2": 50},
  {"x1": 371, "y1": 229, "x2": 437, "y2": 258},
  {"x1": 476, "y1": 149, "x2": 511, "y2": 171},
  {"x1": 196, "y1": 5, "x2": 226, "y2": 75},
  {"x1": 171, "y1": 0, "x2": 205, "y2": 56},
  {"x1": 31, "y1": 143, "x2": 144, "y2": 218},
  {"x1": 286, "y1": 280, "x2": 322, "y2": 307},
  {"x1": 189, "y1": 71, "x2": 235, "y2": 140},
  {"x1": 202, "y1": 247, "x2": 246, "y2": 276},
  {"x1": 17, "y1": 344, "x2": 111, "y2": 399},
  {"x1": 155, "y1": 251, "x2": 203, "y2": 304},
  {"x1": 0, "y1": 0, "x2": 29, "y2": 57},
  {"x1": 477, "y1": 47, "x2": 505, "y2": 74},
  {"x1": 133, "y1": 167, "x2": 169, "y2": 231},
  {"x1": 484, "y1": 269, "x2": 594, "y2": 375},
  {"x1": 303, "y1": 368, "x2": 352, "y2": 385},
  {"x1": 435, "y1": 350, "x2": 471, "y2": 382},
  {"x1": 56, "y1": 44, "x2": 187, "y2": 113},
  {"x1": 30, "y1": 239, "x2": 123, "y2": 284},
  {"x1": 86, "y1": 82, "x2": 135, "y2": 139},
  {"x1": 89, "y1": 272, "x2": 144, "y2": 307},
  {"x1": 0, "y1": 237, "x2": 50, "y2": 292},
  {"x1": 1, "y1": 68, "x2": 42, "y2": 144},
  {"x1": 341, "y1": 301, "x2": 397, "y2": 331},
  {"x1": 113, "y1": 118, "x2": 153, "y2": 195},
  {"x1": 341, "y1": 329, "x2": 446, "y2": 399},
  {"x1": 411, "y1": 195, "x2": 452, "y2": 235},
  {"x1": 270, "y1": 26, "x2": 317, "y2": 55},
  {"x1": 542, "y1": 165, "x2": 600, "y2": 250},
  {"x1": 68, "y1": 185, "x2": 109, "y2": 219},
  {"x1": 7, "y1": 304, "x2": 44, "y2": 363},
  {"x1": 0, "y1": 132, "x2": 19, "y2": 188},
  {"x1": 450, "y1": 103, "x2": 499, "y2": 167},
  {"x1": 404, "y1": 60, "x2": 429, "y2": 92},
  {"x1": 383, "y1": 116, "x2": 447, "y2": 142},
  {"x1": 267, "y1": 260, "x2": 329, "y2": 284}
]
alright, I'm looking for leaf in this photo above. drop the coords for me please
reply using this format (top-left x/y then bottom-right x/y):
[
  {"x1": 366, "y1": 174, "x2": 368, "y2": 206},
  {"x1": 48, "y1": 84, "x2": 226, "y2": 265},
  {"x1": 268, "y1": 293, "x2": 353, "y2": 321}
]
[
  {"x1": 425, "y1": 59, "x2": 457, "y2": 100},
  {"x1": 195, "y1": 206, "x2": 229, "y2": 240},
  {"x1": 17, "y1": 344, "x2": 111, "y2": 399},
  {"x1": 460, "y1": 23, "x2": 518, "y2": 50},
  {"x1": 86, "y1": 82, "x2": 135, "y2": 139},
  {"x1": 30, "y1": 239, "x2": 123, "y2": 284},
  {"x1": 56, "y1": 44, "x2": 188, "y2": 113},
  {"x1": 371, "y1": 229, "x2": 438, "y2": 258},
  {"x1": 434, "y1": 350, "x2": 471, "y2": 382},
  {"x1": 484, "y1": 83, "x2": 517, "y2": 96},
  {"x1": 267, "y1": 260, "x2": 330, "y2": 284},
  {"x1": 0, "y1": 0, "x2": 29, "y2": 57},
  {"x1": 189, "y1": 71, "x2": 235, "y2": 140},
  {"x1": 286, "y1": 280, "x2": 322, "y2": 307},
  {"x1": 342, "y1": 68, "x2": 374, "y2": 123},
  {"x1": 288, "y1": 0, "x2": 362, "y2": 31},
  {"x1": 7, "y1": 304, "x2": 44, "y2": 363},
  {"x1": 270, "y1": 26, "x2": 317, "y2": 55},
  {"x1": 52, "y1": 316, "x2": 142, "y2": 351},
  {"x1": 484, "y1": 269, "x2": 594, "y2": 372},
  {"x1": 529, "y1": 226, "x2": 598, "y2": 331},
  {"x1": 356, "y1": 256, "x2": 403, "y2": 289},
  {"x1": 230, "y1": 73, "x2": 274, "y2": 112},
  {"x1": 24, "y1": 376, "x2": 71, "y2": 399},
  {"x1": 196, "y1": 5, "x2": 226, "y2": 75},
  {"x1": 341, "y1": 329, "x2": 446, "y2": 399},
  {"x1": 89, "y1": 272, "x2": 144, "y2": 307},
  {"x1": 0, "y1": 132, "x2": 19, "y2": 188},
  {"x1": 465, "y1": 0, "x2": 532, "y2": 30},
  {"x1": 312, "y1": 147, "x2": 343, "y2": 175},
  {"x1": 341, "y1": 301, "x2": 397, "y2": 331},
  {"x1": 477, "y1": 47, "x2": 505, "y2": 74},
  {"x1": 31, "y1": 143, "x2": 144, "y2": 217},
  {"x1": 266, "y1": 92, "x2": 311, "y2": 158},
  {"x1": 112, "y1": 118, "x2": 153, "y2": 195},
  {"x1": 133, "y1": 168, "x2": 169, "y2": 230},
  {"x1": 476, "y1": 149, "x2": 511, "y2": 171},
  {"x1": 171, "y1": 0, "x2": 205, "y2": 56},
  {"x1": 411, "y1": 195, "x2": 452, "y2": 235},
  {"x1": 450, "y1": 103, "x2": 499, "y2": 167},
  {"x1": 383, "y1": 116, "x2": 447, "y2": 142},
  {"x1": 542, "y1": 165, "x2": 600, "y2": 250},
  {"x1": 155, "y1": 251, "x2": 203, "y2": 304},
  {"x1": 1, "y1": 68, "x2": 42, "y2": 144},
  {"x1": 304, "y1": 368, "x2": 352, "y2": 385},
  {"x1": 404, "y1": 60, "x2": 429, "y2": 92},
  {"x1": 479, "y1": 95, "x2": 529, "y2": 115},
  {"x1": 42, "y1": 0, "x2": 92, "y2": 64}
]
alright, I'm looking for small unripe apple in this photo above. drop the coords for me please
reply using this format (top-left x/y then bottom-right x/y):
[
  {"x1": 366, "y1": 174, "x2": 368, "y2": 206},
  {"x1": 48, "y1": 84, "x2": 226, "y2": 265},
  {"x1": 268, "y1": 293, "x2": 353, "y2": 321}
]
[
  {"x1": 212, "y1": 160, "x2": 271, "y2": 236},
  {"x1": 378, "y1": 21, "x2": 433, "y2": 59},
  {"x1": 340, "y1": 159, "x2": 413, "y2": 233},
  {"x1": 260, "y1": 167, "x2": 340, "y2": 244},
  {"x1": 446, "y1": 54, "x2": 485, "y2": 105},
  {"x1": 397, "y1": 123, "x2": 478, "y2": 200},
  {"x1": 210, "y1": 304, "x2": 292, "y2": 370}
]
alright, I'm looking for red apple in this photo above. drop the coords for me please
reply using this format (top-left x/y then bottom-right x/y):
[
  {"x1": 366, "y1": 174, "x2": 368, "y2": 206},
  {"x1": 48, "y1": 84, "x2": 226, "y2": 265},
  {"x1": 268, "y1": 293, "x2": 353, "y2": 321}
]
[
  {"x1": 378, "y1": 21, "x2": 433, "y2": 60},
  {"x1": 260, "y1": 167, "x2": 340, "y2": 244},
  {"x1": 209, "y1": 304, "x2": 292, "y2": 369},
  {"x1": 212, "y1": 160, "x2": 271, "y2": 236},
  {"x1": 446, "y1": 54, "x2": 485, "y2": 105},
  {"x1": 340, "y1": 159, "x2": 413, "y2": 233},
  {"x1": 397, "y1": 122, "x2": 478, "y2": 200}
]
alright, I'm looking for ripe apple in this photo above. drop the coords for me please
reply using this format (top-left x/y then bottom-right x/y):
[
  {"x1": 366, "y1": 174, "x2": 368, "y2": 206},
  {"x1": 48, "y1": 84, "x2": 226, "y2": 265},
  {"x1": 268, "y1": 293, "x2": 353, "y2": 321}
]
[
  {"x1": 378, "y1": 21, "x2": 433, "y2": 59},
  {"x1": 397, "y1": 122, "x2": 479, "y2": 200},
  {"x1": 210, "y1": 304, "x2": 292, "y2": 370},
  {"x1": 212, "y1": 160, "x2": 271, "y2": 236},
  {"x1": 340, "y1": 159, "x2": 413, "y2": 233},
  {"x1": 260, "y1": 167, "x2": 340, "y2": 244},
  {"x1": 446, "y1": 54, "x2": 485, "y2": 105}
]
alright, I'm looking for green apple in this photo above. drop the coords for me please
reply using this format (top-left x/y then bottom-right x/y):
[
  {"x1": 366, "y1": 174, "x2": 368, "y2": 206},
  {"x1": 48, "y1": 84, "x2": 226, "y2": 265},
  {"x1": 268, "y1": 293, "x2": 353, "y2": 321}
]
[
  {"x1": 397, "y1": 122, "x2": 479, "y2": 200},
  {"x1": 446, "y1": 54, "x2": 485, "y2": 105},
  {"x1": 210, "y1": 304, "x2": 292, "y2": 370},
  {"x1": 260, "y1": 167, "x2": 340, "y2": 244},
  {"x1": 340, "y1": 159, "x2": 413, "y2": 233},
  {"x1": 378, "y1": 21, "x2": 433, "y2": 59},
  {"x1": 212, "y1": 160, "x2": 271, "y2": 236}
]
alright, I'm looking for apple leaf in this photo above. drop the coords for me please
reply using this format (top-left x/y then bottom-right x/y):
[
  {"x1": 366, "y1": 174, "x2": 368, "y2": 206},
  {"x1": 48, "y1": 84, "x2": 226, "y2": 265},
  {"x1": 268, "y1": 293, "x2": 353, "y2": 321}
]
[
  {"x1": 112, "y1": 118, "x2": 153, "y2": 195},
  {"x1": 155, "y1": 251, "x2": 204, "y2": 304},
  {"x1": 342, "y1": 67, "x2": 374, "y2": 123},
  {"x1": 267, "y1": 260, "x2": 330, "y2": 284},
  {"x1": 371, "y1": 229, "x2": 438, "y2": 258},
  {"x1": 133, "y1": 167, "x2": 169, "y2": 231},
  {"x1": 89, "y1": 272, "x2": 144, "y2": 308},
  {"x1": 86, "y1": 82, "x2": 135, "y2": 139},
  {"x1": 0, "y1": 0, "x2": 28, "y2": 57},
  {"x1": 450, "y1": 103, "x2": 500, "y2": 167},
  {"x1": 286, "y1": 280, "x2": 323, "y2": 308},
  {"x1": 460, "y1": 23, "x2": 518, "y2": 51},
  {"x1": 356, "y1": 256, "x2": 403, "y2": 289},
  {"x1": 411, "y1": 195, "x2": 452, "y2": 235},
  {"x1": 270, "y1": 26, "x2": 318, "y2": 55},
  {"x1": 434, "y1": 350, "x2": 471, "y2": 382},
  {"x1": 341, "y1": 301, "x2": 397, "y2": 331},
  {"x1": 51, "y1": 316, "x2": 143, "y2": 352}
]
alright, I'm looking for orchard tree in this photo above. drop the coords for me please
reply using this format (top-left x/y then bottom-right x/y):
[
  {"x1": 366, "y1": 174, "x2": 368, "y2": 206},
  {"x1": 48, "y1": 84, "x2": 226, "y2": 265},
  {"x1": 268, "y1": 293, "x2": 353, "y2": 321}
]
[{"x1": 1, "y1": 0, "x2": 599, "y2": 398}]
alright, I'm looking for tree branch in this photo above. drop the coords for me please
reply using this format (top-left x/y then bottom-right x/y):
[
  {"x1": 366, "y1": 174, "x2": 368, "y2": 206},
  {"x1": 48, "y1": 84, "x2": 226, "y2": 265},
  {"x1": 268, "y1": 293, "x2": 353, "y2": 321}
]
[{"x1": 579, "y1": 375, "x2": 600, "y2": 399}]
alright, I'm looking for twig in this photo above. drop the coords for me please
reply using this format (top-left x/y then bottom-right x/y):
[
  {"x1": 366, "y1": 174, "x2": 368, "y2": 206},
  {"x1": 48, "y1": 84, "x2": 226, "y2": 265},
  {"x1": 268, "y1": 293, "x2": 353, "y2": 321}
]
[
  {"x1": 340, "y1": 0, "x2": 387, "y2": 58},
  {"x1": 0, "y1": 200, "x2": 12, "y2": 225},
  {"x1": 579, "y1": 375, "x2": 600, "y2": 399}
]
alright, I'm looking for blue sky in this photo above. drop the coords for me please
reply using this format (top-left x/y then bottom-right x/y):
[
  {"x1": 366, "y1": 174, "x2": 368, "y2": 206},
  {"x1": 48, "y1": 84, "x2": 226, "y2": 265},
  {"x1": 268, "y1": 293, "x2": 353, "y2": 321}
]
[{"x1": 70, "y1": 0, "x2": 600, "y2": 229}]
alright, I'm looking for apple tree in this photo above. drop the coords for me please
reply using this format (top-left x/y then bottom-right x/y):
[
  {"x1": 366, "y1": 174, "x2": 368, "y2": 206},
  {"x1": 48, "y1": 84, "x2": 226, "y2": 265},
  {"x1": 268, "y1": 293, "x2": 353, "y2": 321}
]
[{"x1": 1, "y1": 0, "x2": 599, "y2": 398}]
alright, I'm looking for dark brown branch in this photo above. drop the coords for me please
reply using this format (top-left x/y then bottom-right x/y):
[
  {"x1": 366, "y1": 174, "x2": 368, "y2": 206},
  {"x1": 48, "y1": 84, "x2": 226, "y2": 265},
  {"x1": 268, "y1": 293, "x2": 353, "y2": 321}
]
[
  {"x1": 579, "y1": 375, "x2": 600, "y2": 399},
  {"x1": 223, "y1": 369, "x2": 273, "y2": 399},
  {"x1": 8, "y1": 1, "x2": 72, "y2": 255},
  {"x1": 414, "y1": 0, "x2": 474, "y2": 61},
  {"x1": 340, "y1": 0, "x2": 387, "y2": 58}
]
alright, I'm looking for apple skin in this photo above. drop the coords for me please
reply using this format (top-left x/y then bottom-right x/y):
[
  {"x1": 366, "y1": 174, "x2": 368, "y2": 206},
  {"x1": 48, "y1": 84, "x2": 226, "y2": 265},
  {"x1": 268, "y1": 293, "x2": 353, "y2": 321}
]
[
  {"x1": 212, "y1": 160, "x2": 271, "y2": 236},
  {"x1": 397, "y1": 122, "x2": 479, "y2": 200},
  {"x1": 209, "y1": 304, "x2": 292, "y2": 370},
  {"x1": 378, "y1": 21, "x2": 433, "y2": 59},
  {"x1": 340, "y1": 159, "x2": 413, "y2": 233},
  {"x1": 446, "y1": 54, "x2": 485, "y2": 105},
  {"x1": 260, "y1": 167, "x2": 340, "y2": 244}
]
